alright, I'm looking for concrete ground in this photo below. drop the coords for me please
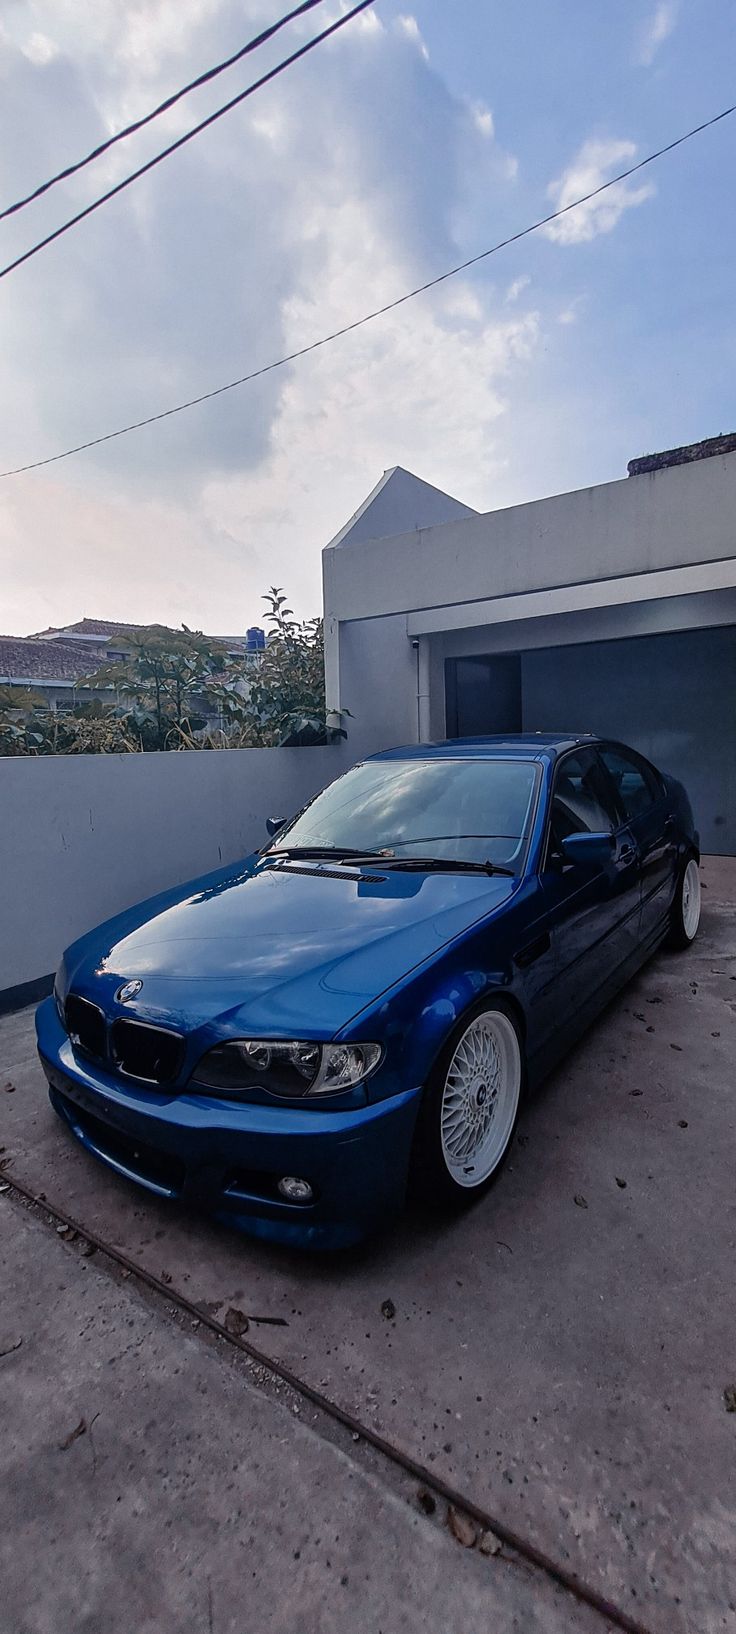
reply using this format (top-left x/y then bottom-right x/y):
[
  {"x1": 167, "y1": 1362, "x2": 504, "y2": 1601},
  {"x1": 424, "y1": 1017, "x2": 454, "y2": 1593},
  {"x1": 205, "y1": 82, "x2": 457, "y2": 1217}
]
[
  {"x1": 1, "y1": 856, "x2": 735, "y2": 1634},
  {"x1": 0, "y1": 1196, "x2": 600, "y2": 1634}
]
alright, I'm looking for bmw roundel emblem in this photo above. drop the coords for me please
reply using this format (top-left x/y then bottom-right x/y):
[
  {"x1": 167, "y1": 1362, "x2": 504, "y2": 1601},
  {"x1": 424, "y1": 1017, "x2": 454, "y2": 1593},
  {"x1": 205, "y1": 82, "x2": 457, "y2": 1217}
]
[{"x1": 117, "y1": 978, "x2": 143, "y2": 1003}]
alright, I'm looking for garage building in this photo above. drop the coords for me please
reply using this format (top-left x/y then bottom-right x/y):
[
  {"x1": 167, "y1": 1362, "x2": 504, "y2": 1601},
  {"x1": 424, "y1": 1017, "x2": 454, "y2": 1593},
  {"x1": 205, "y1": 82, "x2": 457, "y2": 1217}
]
[{"x1": 322, "y1": 434, "x2": 736, "y2": 853}]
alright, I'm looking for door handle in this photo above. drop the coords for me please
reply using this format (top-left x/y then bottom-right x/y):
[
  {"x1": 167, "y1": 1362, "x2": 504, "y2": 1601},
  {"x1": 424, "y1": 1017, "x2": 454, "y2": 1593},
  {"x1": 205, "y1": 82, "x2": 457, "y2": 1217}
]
[{"x1": 618, "y1": 844, "x2": 637, "y2": 865}]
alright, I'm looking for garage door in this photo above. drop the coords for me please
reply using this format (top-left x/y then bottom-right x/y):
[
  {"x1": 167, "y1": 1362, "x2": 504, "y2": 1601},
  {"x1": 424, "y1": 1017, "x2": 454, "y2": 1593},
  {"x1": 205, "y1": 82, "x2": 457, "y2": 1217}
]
[{"x1": 446, "y1": 627, "x2": 735, "y2": 854}]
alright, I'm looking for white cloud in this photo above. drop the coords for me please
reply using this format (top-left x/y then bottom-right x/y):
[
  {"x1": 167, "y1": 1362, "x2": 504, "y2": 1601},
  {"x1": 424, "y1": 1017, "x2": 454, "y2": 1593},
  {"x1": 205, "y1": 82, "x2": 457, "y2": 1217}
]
[
  {"x1": 505, "y1": 274, "x2": 531, "y2": 304},
  {"x1": 0, "y1": 0, "x2": 537, "y2": 633},
  {"x1": 395, "y1": 15, "x2": 428, "y2": 59},
  {"x1": 20, "y1": 30, "x2": 57, "y2": 64},
  {"x1": 557, "y1": 298, "x2": 585, "y2": 325},
  {"x1": 200, "y1": 197, "x2": 540, "y2": 613},
  {"x1": 636, "y1": 1, "x2": 678, "y2": 66},
  {"x1": 351, "y1": 8, "x2": 385, "y2": 38},
  {"x1": 543, "y1": 138, "x2": 655, "y2": 245},
  {"x1": 471, "y1": 100, "x2": 494, "y2": 140}
]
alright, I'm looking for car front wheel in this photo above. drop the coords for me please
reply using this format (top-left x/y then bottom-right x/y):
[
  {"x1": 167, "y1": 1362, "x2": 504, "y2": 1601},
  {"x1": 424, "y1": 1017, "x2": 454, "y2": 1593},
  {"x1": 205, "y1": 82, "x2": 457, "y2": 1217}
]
[
  {"x1": 668, "y1": 856, "x2": 702, "y2": 949},
  {"x1": 410, "y1": 999, "x2": 524, "y2": 1207}
]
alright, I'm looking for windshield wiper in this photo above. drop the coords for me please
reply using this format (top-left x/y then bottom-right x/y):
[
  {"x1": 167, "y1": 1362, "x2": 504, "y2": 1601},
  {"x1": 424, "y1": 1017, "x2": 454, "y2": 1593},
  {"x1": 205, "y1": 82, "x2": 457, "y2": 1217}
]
[
  {"x1": 261, "y1": 846, "x2": 514, "y2": 876},
  {"x1": 344, "y1": 855, "x2": 515, "y2": 876}
]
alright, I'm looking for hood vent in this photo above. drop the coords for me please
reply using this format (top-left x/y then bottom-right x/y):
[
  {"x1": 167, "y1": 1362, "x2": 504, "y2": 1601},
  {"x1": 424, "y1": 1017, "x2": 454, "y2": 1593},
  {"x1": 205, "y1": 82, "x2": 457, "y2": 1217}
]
[{"x1": 277, "y1": 863, "x2": 387, "y2": 884}]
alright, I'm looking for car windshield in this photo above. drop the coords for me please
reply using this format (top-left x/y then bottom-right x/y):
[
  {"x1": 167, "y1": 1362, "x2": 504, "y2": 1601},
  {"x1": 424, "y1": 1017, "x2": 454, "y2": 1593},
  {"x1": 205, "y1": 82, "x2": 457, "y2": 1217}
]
[{"x1": 268, "y1": 756, "x2": 540, "y2": 869}]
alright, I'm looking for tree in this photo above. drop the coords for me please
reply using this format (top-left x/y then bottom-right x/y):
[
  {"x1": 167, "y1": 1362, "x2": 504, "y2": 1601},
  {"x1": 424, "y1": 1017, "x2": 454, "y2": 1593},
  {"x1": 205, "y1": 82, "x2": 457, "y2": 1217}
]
[
  {"x1": 82, "y1": 625, "x2": 229, "y2": 750},
  {"x1": 203, "y1": 590, "x2": 331, "y2": 748}
]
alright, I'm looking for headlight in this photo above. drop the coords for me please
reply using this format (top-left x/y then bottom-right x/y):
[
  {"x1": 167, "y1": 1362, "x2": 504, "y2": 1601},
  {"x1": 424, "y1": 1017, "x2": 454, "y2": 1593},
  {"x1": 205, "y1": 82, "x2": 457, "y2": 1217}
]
[{"x1": 190, "y1": 1039, "x2": 382, "y2": 1099}]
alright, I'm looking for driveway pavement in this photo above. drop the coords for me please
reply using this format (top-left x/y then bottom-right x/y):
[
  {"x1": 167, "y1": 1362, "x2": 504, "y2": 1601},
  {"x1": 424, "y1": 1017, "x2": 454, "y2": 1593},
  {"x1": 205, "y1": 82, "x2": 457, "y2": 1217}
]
[
  {"x1": 1, "y1": 856, "x2": 735, "y2": 1634},
  {"x1": 0, "y1": 1194, "x2": 603, "y2": 1634}
]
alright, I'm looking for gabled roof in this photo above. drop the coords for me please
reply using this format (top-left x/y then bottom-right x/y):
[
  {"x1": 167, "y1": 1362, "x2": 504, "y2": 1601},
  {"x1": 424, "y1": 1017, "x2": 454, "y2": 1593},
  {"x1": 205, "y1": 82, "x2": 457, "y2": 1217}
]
[
  {"x1": 30, "y1": 617, "x2": 251, "y2": 653},
  {"x1": 30, "y1": 618, "x2": 141, "y2": 640},
  {"x1": 326, "y1": 466, "x2": 477, "y2": 549},
  {"x1": 61, "y1": 617, "x2": 140, "y2": 637}
]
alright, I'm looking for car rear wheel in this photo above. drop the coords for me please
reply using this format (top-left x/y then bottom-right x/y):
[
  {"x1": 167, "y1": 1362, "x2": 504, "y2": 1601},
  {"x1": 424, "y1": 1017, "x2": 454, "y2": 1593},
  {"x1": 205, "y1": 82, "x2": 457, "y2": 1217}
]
[
  {"x1": 410, "y1": 999, "x2": 524, "y2": 1208},
  {"x1": 668, "y1": 856, "x2": 701, "y2": 949}
]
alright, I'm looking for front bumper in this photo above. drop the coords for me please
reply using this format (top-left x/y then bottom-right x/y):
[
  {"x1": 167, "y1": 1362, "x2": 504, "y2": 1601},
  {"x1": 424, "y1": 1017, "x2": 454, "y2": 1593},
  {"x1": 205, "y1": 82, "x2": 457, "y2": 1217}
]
[{"x1": 35, "y1": 997, "x2": 421, "y2": 1249}]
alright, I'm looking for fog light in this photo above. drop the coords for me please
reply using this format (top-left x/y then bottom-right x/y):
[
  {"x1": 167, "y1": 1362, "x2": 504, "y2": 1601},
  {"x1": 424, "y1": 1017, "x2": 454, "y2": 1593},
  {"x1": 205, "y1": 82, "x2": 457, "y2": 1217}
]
[{"x1": 277, "y1": 1175, "x2": 313, "y2": 1203}]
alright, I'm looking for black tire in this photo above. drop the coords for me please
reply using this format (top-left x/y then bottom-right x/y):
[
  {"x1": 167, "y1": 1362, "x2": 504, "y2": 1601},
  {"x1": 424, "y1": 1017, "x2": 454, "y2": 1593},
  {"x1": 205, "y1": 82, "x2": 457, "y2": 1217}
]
[
  {"x1": 409, "y1": 996, "x2": 525, "y2": 1210},
  {"x1": 667, "y1": 855, "x2": 702, "y2": 951}
]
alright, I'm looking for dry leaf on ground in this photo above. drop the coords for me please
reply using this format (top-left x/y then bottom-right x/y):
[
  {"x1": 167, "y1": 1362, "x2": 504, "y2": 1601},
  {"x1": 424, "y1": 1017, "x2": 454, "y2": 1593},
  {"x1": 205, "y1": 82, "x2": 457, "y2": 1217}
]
[{"x1": 447, "y1": 1506, "x2": 477, "y2": 1548}]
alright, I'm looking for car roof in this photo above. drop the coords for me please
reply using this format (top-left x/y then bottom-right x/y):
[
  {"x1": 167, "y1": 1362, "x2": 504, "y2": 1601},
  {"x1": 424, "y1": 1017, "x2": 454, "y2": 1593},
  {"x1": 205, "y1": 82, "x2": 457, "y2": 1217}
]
[{"x1": 369, "y1": 733, "x2": 600, "y2": 763}]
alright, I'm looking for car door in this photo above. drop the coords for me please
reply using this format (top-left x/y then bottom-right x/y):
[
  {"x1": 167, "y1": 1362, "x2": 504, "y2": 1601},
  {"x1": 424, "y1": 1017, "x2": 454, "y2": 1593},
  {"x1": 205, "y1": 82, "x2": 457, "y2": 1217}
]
[
  {"x1": 598, "y1": 744, "x2": 677, "y2": 945},
  {"x1": 540, "y1": 747, "x2": 641, "y2": 1022}
]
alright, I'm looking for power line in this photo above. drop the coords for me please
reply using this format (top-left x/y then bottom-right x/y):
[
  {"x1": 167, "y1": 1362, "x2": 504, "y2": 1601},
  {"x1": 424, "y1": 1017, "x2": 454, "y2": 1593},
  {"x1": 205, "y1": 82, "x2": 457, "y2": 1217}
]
[
  {"x1": 1, "y1": 100, "x2": 734, "y2": 480},
  {"x1": 0, "y1": 0, "x2": 336, "y2": 228},
  {"x1": 0, "y1": 0, "x2": 377, "y2": 282},
  {"x1": 0, "y1": 0, "x2": 332, "y2": 226}
]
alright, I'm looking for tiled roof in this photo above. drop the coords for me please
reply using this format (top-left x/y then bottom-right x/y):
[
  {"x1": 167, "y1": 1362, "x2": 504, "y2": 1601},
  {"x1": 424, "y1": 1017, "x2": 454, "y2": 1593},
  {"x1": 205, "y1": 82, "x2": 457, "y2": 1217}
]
[
  {"x1": 31, "y1": 618, "x2": 248, "y2": 650},
  {"x1": 60, "y1": 618, "x2": 250, "y2": 650},
  {"x1": 57, "y1": 618, "x2": 141, "y2": 637},
  {"x1": 0, "y1": 636, "x2": 108, "y2": 683},
  {"x1": 11, "y1": 619, "x2": 257, "y2": 679},
  {"x1": 28, "y1": 618, "x2": 140, "y2": 639}
]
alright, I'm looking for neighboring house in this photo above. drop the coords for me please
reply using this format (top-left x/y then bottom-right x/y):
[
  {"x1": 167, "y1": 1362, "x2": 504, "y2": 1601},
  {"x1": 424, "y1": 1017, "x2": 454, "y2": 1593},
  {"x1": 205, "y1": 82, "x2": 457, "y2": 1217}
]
[
  {"x1": 0, "y1": 633, "x2": 111, "y2": 711},
  {"x1": 322, "y1": 439, "x2": 736, "y2": 854},
  {"x1": 1, "y1": 618, "x2": 265, "y2": 713}
]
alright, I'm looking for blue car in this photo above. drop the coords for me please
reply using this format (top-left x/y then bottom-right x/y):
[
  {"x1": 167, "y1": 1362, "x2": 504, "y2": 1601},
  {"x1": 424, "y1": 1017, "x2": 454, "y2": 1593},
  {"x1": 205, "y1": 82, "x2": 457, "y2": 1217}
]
[{"x1": 36, "y1": 735, "x2": 700, "y2": 1248}]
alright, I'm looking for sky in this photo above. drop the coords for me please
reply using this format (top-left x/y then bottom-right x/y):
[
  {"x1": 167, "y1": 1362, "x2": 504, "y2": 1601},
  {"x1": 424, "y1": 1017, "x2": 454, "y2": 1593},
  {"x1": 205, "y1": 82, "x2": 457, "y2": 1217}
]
[{"x1": 0, "y1": 0, "x2": 734, "y2": 636}]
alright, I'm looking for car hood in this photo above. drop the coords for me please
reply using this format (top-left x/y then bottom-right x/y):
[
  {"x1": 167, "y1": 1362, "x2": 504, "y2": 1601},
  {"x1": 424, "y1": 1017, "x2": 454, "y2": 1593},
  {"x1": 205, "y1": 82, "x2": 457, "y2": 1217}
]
[{"x1": 64, "y1": 855, "x2": 516, "y2": 1037}]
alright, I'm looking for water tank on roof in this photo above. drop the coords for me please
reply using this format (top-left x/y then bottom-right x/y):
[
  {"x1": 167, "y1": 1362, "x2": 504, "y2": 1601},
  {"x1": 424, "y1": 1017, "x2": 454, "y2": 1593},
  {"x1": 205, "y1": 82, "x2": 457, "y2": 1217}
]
[{"x1": 245, "y1": 626, "x2": 266, "y2": 652}]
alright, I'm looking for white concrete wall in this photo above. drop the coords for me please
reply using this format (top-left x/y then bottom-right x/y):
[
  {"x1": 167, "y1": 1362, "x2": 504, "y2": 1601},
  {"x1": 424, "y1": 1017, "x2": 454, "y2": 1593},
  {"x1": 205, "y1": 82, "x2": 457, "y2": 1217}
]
[
  {"x1": 327, "y1": 466, "x2": 477, "y2": 548},
  {"x1": 0, "y1": 746, "x2": 348, "y2": 993},
  {"x1": 322, "y1": 455, "x2": 736, "y2": 853},
  {"x1": 338, "y1": 614, "x2": 420, "y2": 761},
  {"x1": 324, "y1": 454, "x2": 736, "y2": 624}
]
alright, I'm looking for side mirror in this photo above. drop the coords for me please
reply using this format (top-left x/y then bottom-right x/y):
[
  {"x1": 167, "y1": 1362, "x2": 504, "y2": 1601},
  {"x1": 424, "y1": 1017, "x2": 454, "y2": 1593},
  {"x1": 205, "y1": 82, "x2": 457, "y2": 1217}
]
[
  {"x1": 560, "y1": 831, "x2": 615, "y2": 869},
  {"x1": 266, "y1": 815, "x2": 287, "y2": 838}
]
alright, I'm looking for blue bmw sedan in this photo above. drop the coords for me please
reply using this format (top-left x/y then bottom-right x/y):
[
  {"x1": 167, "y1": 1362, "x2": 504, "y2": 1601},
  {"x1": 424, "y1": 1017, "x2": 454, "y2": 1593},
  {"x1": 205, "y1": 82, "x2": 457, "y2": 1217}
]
[{"x1": 36, "y1": 735, "x2": 700, "y2": 1247}]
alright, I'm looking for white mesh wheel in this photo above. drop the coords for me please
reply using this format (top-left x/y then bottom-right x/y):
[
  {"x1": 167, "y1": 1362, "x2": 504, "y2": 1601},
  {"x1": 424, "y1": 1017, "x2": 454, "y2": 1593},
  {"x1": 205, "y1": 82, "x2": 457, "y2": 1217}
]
[
  {"x1": 681, "y1": 858, "x2": 701, "y2": 942},
  {"x1": 439, "y1": 1009, "x2": 521, "y2": 1188}
]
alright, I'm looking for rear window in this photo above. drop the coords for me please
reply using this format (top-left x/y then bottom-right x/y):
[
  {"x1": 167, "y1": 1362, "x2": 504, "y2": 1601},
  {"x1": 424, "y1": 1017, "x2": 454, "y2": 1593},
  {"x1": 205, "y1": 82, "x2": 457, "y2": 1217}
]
[{"x1": 599, "y1": 747, "x2": 662, "y2": 821}]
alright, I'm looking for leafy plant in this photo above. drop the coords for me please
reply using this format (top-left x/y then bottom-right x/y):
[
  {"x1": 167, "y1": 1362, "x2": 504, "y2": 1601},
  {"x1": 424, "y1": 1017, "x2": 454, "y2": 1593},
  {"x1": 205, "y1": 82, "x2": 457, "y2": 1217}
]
[
  {"x1": 203, "y1": 589, "x2": 331, "y2": 748},
  {"x1": 0, "y1": 685, "x2": 48, "y2": 755},
  {"x1": 0, "y1": 690, "x2": 142, "y2": 756},
  {"x1": 82, "y1": 625, "x2": 229, "y2": 750}
]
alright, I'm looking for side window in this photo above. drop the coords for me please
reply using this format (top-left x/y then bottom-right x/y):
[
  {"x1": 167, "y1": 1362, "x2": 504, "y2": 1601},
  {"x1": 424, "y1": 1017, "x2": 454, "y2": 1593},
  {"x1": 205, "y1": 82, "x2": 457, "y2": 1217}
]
[
  {"x1": 548, "y1": 750, "x2": 619, "y2": 859},
  {"x1": 598, "y1": 747, "x2": 659, "y2": 821}
]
